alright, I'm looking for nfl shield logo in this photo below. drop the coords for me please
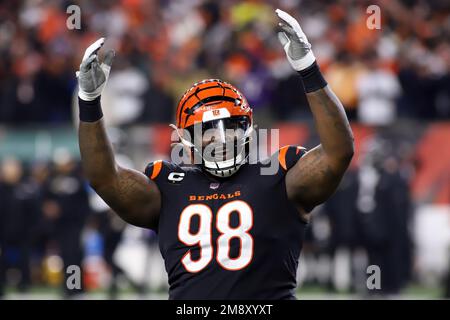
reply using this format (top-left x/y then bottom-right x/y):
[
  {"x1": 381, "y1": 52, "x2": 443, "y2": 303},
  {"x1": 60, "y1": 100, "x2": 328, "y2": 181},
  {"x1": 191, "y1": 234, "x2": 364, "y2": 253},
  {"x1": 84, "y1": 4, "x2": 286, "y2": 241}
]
[{"x1": 210, "y1": 182, "x2": 220, "y2": 190}]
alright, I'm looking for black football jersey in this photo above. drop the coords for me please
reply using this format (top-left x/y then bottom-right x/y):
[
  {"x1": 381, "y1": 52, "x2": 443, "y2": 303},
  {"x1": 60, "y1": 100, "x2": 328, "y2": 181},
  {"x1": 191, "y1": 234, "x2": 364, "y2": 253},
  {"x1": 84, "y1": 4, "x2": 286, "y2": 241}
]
[{"x1": 144, "y1": 145, "x2": 308, "y2": 300}]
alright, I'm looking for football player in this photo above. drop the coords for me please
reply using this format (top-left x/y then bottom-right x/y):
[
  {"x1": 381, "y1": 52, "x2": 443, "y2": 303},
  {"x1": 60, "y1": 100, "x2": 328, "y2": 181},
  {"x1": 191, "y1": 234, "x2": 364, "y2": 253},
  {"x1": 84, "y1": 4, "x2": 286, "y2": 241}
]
[{"x1": 76, "y1": 9, "x2": 354, "y2": 299}]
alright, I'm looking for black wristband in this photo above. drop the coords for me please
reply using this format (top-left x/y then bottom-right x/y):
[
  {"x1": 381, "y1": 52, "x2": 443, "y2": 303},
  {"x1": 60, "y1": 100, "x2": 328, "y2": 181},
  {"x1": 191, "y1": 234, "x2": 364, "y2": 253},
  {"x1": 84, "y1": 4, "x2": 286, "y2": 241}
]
[
  {"x1": 298, "y1": 61, "x2": 327, "y2": 93},
  {"x1": 78, "y1": 96, "x2": 103, "y2": 122}
]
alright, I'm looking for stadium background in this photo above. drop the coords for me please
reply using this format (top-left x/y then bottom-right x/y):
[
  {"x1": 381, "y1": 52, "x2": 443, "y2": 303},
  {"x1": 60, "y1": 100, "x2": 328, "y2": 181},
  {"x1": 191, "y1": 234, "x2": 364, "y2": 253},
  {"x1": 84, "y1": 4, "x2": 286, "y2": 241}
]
[{"x1": 0, "y1": 0, "x2": 449, "y2": 299}]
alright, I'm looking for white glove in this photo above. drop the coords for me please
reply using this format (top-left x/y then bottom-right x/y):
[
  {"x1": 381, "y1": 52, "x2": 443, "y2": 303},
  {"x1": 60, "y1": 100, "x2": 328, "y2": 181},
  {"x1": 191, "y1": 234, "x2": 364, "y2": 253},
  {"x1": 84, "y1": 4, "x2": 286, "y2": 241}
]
[
  {"x1": 76, "y1": 38, "x2": 115, "y2": 101},
  {"x1": 275, "y1": 9, "x2": 316, "y2": 71}
]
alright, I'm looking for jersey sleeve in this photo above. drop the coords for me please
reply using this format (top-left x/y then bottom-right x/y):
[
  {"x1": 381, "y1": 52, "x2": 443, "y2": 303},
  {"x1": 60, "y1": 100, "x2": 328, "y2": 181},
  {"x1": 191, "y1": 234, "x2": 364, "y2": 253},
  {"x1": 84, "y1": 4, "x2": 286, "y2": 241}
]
[
  {"x1": 273, "y1": 145, "x2": 313, "y2": 213},
  {"x1": 262, "y1": 145, "x2": 307, "y2": 179},
  {"x1": 144, "y1": 160, "x2": 179, "y2": 184},
  {"x1": 275, "y1": 145, "x2": 307, "y2": 172},
  {"x1": 144, "y1": 160, "x2": 163, "y2": 180}
]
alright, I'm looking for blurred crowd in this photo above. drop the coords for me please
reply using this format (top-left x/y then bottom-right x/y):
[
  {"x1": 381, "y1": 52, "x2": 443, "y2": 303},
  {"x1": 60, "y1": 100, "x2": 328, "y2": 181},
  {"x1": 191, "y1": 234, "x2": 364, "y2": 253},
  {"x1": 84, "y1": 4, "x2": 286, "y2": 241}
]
[
  {"x1": 1, "y1": 0, "x2": 450, "y2": 298},
  {"x1": 0, "y1": 153, "x2": 89, "y2": 296},
  {"x1": 0, "y1": 151, "x2": 161, "y2": 298},
  {"x1": 0, "y1": 0, "x2": 449, "y2": 126},
  {"x1": 302, "y1": 138, "x2": 415, "y2": 295}
]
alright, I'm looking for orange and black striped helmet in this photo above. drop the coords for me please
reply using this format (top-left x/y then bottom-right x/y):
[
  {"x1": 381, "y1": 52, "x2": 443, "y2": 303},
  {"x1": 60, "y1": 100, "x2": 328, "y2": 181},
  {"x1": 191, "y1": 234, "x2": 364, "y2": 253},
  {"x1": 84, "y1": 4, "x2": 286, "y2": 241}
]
[
  {"x1": 174, "y1": 79, "x2": 253, "y2": 177},
  {"x1": 176, "y1": 79, "x2": 253, "y2": 129}
]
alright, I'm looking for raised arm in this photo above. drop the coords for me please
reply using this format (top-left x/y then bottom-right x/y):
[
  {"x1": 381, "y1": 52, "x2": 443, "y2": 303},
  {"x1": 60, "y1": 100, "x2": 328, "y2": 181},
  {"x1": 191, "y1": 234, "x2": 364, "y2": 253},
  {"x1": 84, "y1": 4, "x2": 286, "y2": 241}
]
[
  {"x1": 77, "y1": 38, "x2": 160, "y2": 229},
  {"x1": 286, "y1": 87, "x2": 354, "y2": 211},
  {"x1": 276, "y1": 9, "x2": 354, "y2": 213}
]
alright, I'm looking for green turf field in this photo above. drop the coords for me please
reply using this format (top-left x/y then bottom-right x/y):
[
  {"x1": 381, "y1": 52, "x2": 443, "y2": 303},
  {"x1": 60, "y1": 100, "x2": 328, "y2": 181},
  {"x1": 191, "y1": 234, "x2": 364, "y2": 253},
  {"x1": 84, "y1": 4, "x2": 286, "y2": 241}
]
[{"x1": 2, "y1": 284, "x2": 445, "y2": 300}]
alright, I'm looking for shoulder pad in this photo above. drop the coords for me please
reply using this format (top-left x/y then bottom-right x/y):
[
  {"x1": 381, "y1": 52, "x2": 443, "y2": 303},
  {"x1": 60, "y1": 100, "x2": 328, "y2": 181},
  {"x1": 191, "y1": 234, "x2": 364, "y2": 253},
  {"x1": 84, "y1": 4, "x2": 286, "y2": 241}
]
[
  {"x1": 144, "y1": 160, "x2": 181, "y2": 181},
  {"x1": 275, "y1": 145, "x2": 307, "y2": 171}
]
